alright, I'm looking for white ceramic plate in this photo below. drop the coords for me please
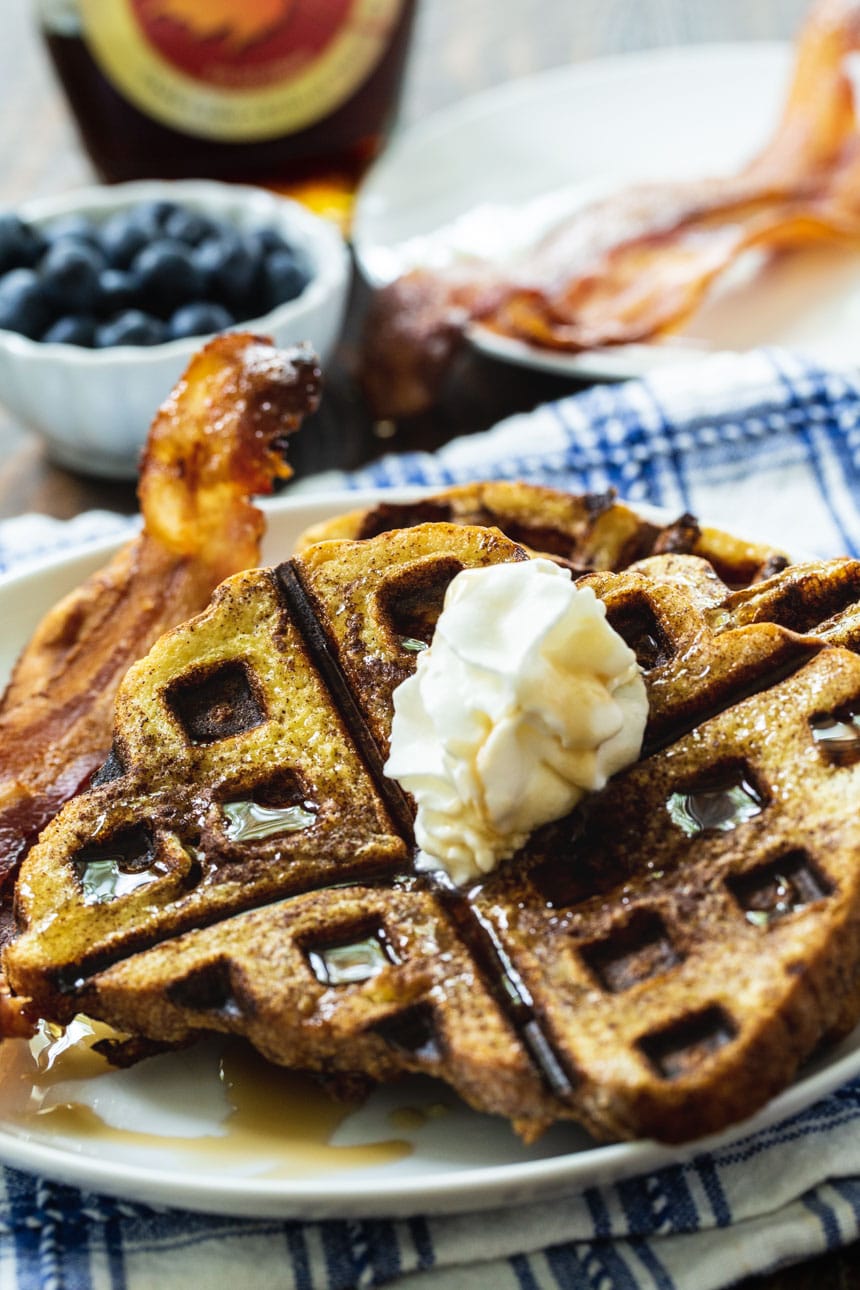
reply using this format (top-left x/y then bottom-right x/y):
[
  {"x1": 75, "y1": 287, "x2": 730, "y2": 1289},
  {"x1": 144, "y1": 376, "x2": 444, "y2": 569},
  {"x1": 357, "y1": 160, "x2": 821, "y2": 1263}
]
[
  {"x1": 0, "y1": 489, "x2": 857, "y2": 1221},
  {"x1": 353, "y1": 44, "x2": 860, "y2": 381}
]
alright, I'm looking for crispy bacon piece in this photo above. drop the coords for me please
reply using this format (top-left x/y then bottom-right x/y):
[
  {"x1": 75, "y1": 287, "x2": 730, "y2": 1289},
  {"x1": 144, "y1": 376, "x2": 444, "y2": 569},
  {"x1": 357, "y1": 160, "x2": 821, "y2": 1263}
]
[
  {"x1": 362, "y1": 0, "x2": 860, "y2": 416},
  {"x1": 0, "y1": 334, "x2": 320, "y2": 941}
]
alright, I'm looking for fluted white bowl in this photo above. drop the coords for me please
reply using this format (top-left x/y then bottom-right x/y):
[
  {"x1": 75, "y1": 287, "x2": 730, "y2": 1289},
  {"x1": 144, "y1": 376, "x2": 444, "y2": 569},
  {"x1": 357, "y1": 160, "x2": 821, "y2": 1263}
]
[{"x1": 0, "y1": 180, "x2": 350, "y2": 479}]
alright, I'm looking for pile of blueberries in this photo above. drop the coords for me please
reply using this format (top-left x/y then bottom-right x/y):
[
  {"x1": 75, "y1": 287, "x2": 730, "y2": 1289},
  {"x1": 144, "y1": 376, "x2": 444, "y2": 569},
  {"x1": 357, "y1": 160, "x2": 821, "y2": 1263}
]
[{"x1": 0, "y1": 199, "x2": 311, "y2": 348}]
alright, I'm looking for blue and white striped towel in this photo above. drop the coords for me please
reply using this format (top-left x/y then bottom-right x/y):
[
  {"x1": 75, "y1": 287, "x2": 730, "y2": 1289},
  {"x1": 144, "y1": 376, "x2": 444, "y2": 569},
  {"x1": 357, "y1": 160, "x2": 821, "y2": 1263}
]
[{"x1": 1, "y1": 346, "x2": 860, "y2": 1290}]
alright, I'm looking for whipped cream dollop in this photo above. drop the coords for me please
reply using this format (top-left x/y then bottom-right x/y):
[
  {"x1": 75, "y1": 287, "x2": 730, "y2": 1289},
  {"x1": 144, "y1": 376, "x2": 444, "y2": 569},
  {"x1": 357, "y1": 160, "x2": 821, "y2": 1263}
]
[{"x1": 384, "y1": 559, "x2": 648, "y2": 886}]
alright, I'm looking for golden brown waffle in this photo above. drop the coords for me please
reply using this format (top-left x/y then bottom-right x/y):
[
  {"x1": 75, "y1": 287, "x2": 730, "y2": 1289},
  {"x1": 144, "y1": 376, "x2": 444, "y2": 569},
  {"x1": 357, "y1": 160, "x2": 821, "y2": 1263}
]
[
  {"x1": 8, "y1": 530, "x2": 860, "y2": 1144},
  {"x1": 5, "y1": 526, "x2": 519, "y2": 1004},
  {"x1": 5, "y1": 564, "x2": 408, "y2": 985},
  {"x1": 296, "y1": 481, "x2": 789, "y2": 586}
]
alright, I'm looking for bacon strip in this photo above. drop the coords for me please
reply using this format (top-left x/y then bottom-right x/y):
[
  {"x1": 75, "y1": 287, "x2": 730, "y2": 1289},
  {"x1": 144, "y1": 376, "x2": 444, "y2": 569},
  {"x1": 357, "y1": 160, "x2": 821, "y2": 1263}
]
[
  {"x1": 361, "y1": 0, "x2": 860, "y2": 416},
  {"x1": 0, "y1": 335, "x2": 320, "y2": 943}
]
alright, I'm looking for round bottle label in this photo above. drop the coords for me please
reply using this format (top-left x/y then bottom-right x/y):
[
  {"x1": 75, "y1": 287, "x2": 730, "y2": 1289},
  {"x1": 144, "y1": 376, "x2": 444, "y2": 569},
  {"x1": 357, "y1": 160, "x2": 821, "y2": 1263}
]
[{"x1": 79, "y1": 0, "x2": 406, "y2": 142}]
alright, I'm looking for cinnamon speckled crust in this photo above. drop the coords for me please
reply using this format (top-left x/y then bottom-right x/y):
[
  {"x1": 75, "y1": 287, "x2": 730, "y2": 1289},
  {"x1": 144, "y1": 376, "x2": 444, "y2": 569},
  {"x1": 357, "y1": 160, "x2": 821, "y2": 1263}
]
[
  {"x1": 579, "y1": 561, "x2": 824, "y2": 747},
  {"x1": 0, "y1": 335, "x2": 320, "y2": 942},
  {"x1": 294, "y1": 481, "x2": 788, "y2": 586},
  {"x1": 295, "y1": 522, "x2": 528, "y2": 757},
  {"x1": 6, "y1": 526, "x2": 527, "y2": 1008},
  {"x1": 81, "y1": 885, "x2": 558, "y2": 1139},
  {"x1": 8, "y1": 566, "x2": 409, "y2": 1004},
  {"x1": 10, "y1": 530, "x2": 860, "y2": 1145},
  {"x1": 474, "y1": 647, "x2": 860, "y2": 1142}
]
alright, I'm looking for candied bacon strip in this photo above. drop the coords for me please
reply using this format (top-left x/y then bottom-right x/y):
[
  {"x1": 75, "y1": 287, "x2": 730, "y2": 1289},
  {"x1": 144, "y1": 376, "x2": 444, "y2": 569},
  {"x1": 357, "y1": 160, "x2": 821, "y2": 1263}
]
[
  {"x1": 492, "y1": 199, "x2": 860, "y2": 353},
  {"x1": 361, "y1": 0, "x2": 860, "y2": 415},
  {"x1": 0, "y1": 334, "x2": 320, "y2": 925}
]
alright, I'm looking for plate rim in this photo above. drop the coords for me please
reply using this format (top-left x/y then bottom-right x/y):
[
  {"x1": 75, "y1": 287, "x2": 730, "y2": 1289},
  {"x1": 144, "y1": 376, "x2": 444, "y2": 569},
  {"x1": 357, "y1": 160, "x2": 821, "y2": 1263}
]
[{"x1": 0, "y1": 486, "x2": 856, "y2": 1220}]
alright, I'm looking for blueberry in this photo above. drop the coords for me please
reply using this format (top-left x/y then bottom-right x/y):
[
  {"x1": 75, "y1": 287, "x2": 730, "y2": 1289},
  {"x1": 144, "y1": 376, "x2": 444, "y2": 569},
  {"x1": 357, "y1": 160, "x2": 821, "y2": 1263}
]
[
  {"x1": 193, "y1": 234, "x2": 258, "y2": 311},
  {"x1": 99, "y1": 211, "x2": 153, "y2": 269},
  {"x1": 134, "y1": 199, "x2": 180, "y2": 232},
  {"x1": 251, "y1": 226, "x2": 288, "y2": 255},
  {"x1": 0, "y1": 214, "x2": 45, "y2": 273},
  {"x1": 193, "y1": 233, "x2": 233, "y2": 284},
  {"x1": 0, "y1": 268, "x2": 52, "y2": 338},
  {"x1": 133, "y1": 239, "x2": 204, "y2": 314},
  {"x1": 95, "y1": 309, "x2": 165, "y2": 347},
  {"x1": 45, "y1": 214, "x2": 100, "y2": 248},
  {"x1": 40, "y1": 239, "x2": 106, "y2": 311},
  {"x1": 163, "y1": 208, "x2": 215, "y2": 246},
  {"x1": 264, "y1": 246, "x2": 309, "y2": 310},
  {"x1": 97, "y1": 267, "x2": 138, "y2": 315},
  {"x1": 42, "y1": 314, "x2": 97, "y2": 347},
  {"x1": 167, "y1": 301, "x2": 234, "y2": 340}
]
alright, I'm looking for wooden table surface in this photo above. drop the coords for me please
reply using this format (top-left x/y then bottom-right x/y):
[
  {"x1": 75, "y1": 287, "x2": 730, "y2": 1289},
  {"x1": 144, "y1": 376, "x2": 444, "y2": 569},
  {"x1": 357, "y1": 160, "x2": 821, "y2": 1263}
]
[{"x1": 2, "y1": 1, "x2": 857, "y2": 1285}]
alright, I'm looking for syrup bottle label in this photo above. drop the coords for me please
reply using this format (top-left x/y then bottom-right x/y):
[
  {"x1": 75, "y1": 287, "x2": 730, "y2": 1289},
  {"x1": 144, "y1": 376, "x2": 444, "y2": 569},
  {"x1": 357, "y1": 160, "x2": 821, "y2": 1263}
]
[{"x1": 76, "y1": 0, "x2": 406, "y2": 142}]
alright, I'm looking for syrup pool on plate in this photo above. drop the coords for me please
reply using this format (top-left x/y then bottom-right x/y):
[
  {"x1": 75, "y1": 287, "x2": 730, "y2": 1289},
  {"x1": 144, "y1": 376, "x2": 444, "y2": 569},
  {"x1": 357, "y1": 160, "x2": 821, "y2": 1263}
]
[{"x1": 0, "y1": 1016, "x2": 413, "y2": 1176}]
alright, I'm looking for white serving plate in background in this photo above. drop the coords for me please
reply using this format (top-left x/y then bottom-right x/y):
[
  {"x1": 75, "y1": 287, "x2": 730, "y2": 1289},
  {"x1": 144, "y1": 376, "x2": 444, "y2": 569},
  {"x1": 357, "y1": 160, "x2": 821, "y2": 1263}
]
[{"x1": 354, "y1": 44, "x2": 860, "y2": 381}]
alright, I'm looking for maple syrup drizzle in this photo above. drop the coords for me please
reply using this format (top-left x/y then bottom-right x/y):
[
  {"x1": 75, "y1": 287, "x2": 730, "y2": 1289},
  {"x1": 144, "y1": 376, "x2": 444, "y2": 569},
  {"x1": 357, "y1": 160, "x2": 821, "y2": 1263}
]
[
  {"x1": 810, "y1": 711, "x2": 860, "y2": 765},
  {"x1": 388, "y1": 1102, "x2": 449, "y2": 1131},
  {"x1": 666, "y1": 776, "x2": 765, "y2": 837},
  {"x1": 222, "y1": 799, "x2": 316, "y2": 842},
  {"x1": 307, "y1": 930, "x2": 397, "y2": 986},
  {"x1": 0, "y1": 1019, "x2": 411, "y2": 1176},
  {"x1": 79, "y1": 858, "x2": 170, "y2": 904}
]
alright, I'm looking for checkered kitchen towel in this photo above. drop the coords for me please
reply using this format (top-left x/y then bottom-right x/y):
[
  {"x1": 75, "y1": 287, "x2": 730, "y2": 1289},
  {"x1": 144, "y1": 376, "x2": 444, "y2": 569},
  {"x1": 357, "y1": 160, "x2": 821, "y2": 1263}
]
[{"x1": 2, "y1": 346, "x2": 860, "y2": 1290}]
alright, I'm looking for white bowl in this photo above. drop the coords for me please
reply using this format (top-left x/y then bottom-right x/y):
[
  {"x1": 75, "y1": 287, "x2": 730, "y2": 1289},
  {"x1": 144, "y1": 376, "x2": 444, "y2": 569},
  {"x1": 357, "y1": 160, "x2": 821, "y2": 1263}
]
[{"x1": 0, "y1": 180, "x2": 350, "y2": 479}]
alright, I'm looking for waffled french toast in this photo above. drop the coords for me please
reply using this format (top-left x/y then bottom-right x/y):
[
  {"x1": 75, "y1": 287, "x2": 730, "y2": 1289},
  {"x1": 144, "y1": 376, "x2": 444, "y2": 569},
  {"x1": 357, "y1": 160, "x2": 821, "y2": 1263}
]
[
  {"x1": 7, "y1": 519, "x2": 860, "y2": 1145},
  {"x1": 296, "y1": 480, "x2": 790, "y2": 586}
]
